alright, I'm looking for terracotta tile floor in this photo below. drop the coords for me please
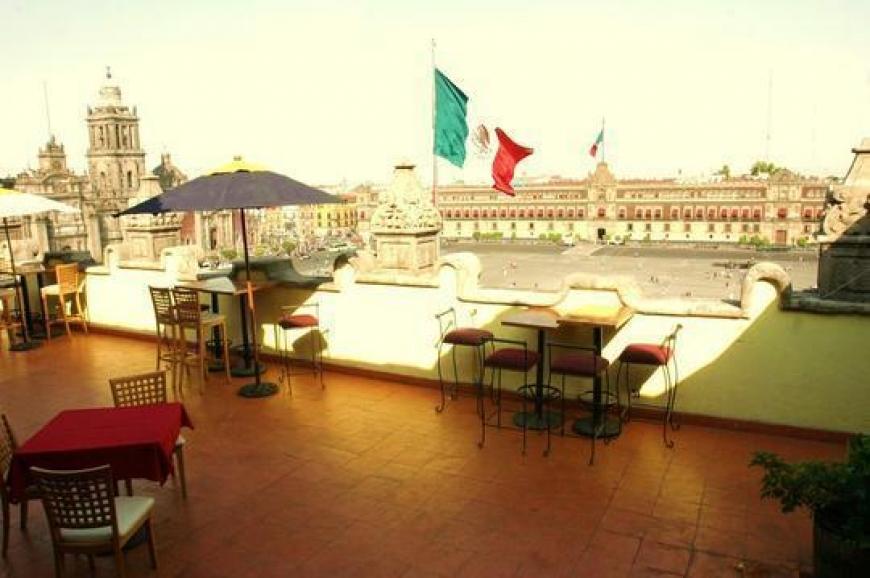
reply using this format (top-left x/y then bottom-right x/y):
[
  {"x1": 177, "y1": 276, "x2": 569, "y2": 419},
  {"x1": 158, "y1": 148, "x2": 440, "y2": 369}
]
[{"x1": 0, "y1": 334, "x2": 844, "y2": 578}]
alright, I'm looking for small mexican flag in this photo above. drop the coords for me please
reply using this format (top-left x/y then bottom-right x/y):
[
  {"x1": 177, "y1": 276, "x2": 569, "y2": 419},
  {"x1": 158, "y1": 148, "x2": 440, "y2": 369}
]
[{"x1": 588, "y1": 127, "x2": 604, "y2": 158}]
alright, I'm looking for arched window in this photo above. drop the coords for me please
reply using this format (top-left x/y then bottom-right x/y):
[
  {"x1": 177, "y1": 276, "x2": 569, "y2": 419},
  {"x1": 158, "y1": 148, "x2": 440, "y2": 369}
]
[
  {"x1": 684, "y1": 209, "x2": 692, "y2": 220},
  {"x1": 446, "y1": 210, "x2": 452, "y2": 218},
  {"x1": 654, "y1": 209, "x2": 662, "y2": 220},
  {"x1": 509, "y1": 210, "x2": 516, "y2": 218},
  {"x1": 519, "y1": 209, "x2": 525, "y2": 218},
  {"x1": 567, "y1": 208, "x2": 574, "y2": 218},
  {"x1": 618, "y1": 208, "x2": 627, "y2": 219},
  {"x1": 482, "y1": 209, "x2": 488, "y2": 218},
  {"x1": 753, "y1": 208, "x2": 762, "y2": 220},
  {"x1": 644, "y1": 209, "x2": 652, "y2": 219},
  {"x1": 731, "y1": 208, "x2": 739, "y2": 219},
  {"x1": 695, "y1": 208, "x2": 703, "y2": 219},
  {"x1": 708, "y1": 209, "x2": 716, "y2": 220},
  {"x1": 472, "y1": 210, "x2": 479, "y2": 218},
  {"x1": 464, "y1": 210, "x2": 470, "y2": 218},
  {"x1": 597, "y1": 207, "x2": 606, "y2": 217},
  {"x1": 670, "y1": 208, "x2": 679, "y2": 220},
  {"x1": 577, "y1": 209, "x2": 585, "y2": 218},
  {"x1": 547, "y1": 209, "x2": 554, "y2": 218},
  {"x1": 742, "y1": 208, "x2": 750, "y2": 219},
  {"x1": 557, "y1": 209, "x2": 564, "y2": 218},
  {"x1": 803, "y1": 209, "x2": 812, "y2": 219},
  {"x1": 537, "y1": 209, "x2": 544, "y2": 218},
  {"x1": 500, "y1": 209, "x2": 507, "y2": 218},
  {"x1": 720, "y1": 208, "x2": 728, "y2": 219},
  {"x1": 777, "y1": 208, "x2": 787, "y2": 219}
]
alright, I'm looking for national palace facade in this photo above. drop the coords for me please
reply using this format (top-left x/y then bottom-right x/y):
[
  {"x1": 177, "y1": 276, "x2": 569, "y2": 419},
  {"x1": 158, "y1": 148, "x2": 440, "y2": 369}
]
[{"x1": 433, "y1": 162, "x2": 829, "y2": 246}]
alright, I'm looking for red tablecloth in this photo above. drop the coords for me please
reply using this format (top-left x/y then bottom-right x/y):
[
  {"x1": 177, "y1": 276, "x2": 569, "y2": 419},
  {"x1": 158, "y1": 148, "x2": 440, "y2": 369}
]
[{"x1": 8, "y1": 403, "x2": 193, "y2": 500}]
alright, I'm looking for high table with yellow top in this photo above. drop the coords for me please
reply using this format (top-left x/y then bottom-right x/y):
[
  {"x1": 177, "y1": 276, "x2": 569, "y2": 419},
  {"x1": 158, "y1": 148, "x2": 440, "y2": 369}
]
[{"x1": 500, "y1": 304, "x2": 633, "y2": 437}]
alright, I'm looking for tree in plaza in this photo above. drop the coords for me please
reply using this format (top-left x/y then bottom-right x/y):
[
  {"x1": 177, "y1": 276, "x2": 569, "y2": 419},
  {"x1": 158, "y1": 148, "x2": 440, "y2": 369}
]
[
  {"x1": 750, "y1": 160, "x2": 781, "y2": 176},
  {"x1": 715, "y1": 164, "x2": 731, "y2": 178}
]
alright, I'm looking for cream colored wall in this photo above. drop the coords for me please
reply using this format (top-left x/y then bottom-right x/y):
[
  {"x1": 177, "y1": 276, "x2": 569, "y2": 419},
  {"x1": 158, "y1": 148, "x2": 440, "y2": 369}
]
[{"x1": 84, "y1": 262, "x2": 870, "y2": 434}]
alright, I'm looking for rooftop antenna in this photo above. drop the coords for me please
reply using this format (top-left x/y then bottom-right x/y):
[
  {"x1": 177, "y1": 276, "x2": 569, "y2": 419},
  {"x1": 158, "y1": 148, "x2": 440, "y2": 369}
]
[
  {"x1": 765, "y1": 69, "x2": 773, "y2": 161},
  {"x1": 42, "y1": 81, "x2": 52, "y2": 139}
]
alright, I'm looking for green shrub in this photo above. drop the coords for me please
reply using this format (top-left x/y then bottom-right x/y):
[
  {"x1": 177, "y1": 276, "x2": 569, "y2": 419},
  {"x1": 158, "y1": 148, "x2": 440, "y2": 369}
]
[{"x1": 219, "y1": 248, "x2": 238, "y2": 262}]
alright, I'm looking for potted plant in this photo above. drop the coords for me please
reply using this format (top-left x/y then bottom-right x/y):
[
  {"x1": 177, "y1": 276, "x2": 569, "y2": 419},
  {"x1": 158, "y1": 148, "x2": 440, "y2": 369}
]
[{"x1": 750, "y1": 434, "x2": 869, "y2": 577}]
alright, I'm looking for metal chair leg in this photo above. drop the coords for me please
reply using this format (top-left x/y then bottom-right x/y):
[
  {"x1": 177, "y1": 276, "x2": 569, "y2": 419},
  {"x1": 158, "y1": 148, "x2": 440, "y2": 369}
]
[
  {"x1": 435, "y1": 341, "x2": 446, "y2": 413},
  {"x1": 663, "y1": 364, "x2": 675, "y2": 449}
]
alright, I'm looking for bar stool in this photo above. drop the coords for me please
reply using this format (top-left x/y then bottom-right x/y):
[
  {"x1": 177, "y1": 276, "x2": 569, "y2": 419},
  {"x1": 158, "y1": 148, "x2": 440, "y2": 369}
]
[
  {"x1": 434, "y1": 307, "x2": 492, "y2": 413},
  {"x1": 172, "y1": 287, "x2": 231, "y2": 393},
  {"x1": 276, "y1": 303, "x2": 324, "y2": 395},
  {"x1": 547, "y1": 341, "x2": 613, "y2": 463},
  {"x1": 479, "y1": 337, "x2": 540, "y2": 454},
  {"x1": 40, "y1": 263, "x2": 88, "y2": 339},
  {"x1": 615, "y1": 324, "x2": 682, "y2": 448},
  {"x1": 148, "y1": 286, "x2": 185, "y2": 396}
]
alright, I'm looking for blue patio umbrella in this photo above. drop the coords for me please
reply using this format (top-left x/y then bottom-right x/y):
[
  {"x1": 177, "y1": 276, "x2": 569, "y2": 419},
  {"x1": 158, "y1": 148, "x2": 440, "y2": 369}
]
[{"x1": 118, "y1": 158, "x2": 335, "y2": 397}]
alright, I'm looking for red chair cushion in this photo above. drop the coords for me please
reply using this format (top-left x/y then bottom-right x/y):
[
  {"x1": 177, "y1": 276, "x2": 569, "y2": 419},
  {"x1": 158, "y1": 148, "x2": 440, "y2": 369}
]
[
  {"x1": 550, "y1": 352, "x2": 609, "y2": 377},
  {"x1": 619, "y1": 343, "x2": 671, "y2": 366},
  {"x1": 443, "y1": 328, "x2": 493, "y2": 346},
  {"x1": 485, "y1": 348, "x2": 539, "y2": 371},
  {"x1": 278, "y1": 314, "x2": 319, "y2": 329}
]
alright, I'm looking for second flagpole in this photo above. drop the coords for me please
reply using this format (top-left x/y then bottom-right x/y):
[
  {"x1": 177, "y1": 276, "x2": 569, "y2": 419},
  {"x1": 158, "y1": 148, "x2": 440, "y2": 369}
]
[{"x1": 431, "y1": 38, "x2": 438, "y2": 206}]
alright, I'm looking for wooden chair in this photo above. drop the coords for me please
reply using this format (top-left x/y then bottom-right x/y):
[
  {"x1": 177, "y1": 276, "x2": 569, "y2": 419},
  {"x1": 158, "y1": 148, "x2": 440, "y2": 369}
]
[
  {"x1": 31, "y1": 465, "x2": 157, "y2": 578},
  {"x1": 0, "y1": 414, "x2": 39, "y2": 557},
  {"x1": 0, "y1": 287, "x2": 23, "y2": 347},
  {"x1": 109, "y1": 371, "x2": 187, "y2": 499},
  {"x1": 171, "y1": 287, "x2": 231, "y2": 393},
  {"x1": 148, "y1": 286, "x2": 185, "y2": 395},
  {"x1": 41, "y1": 263, "x2": 88, "y2": 339}
]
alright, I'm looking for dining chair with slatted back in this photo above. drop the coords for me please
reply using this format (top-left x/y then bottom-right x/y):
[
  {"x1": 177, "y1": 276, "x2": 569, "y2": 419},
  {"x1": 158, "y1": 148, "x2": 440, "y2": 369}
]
[
  {"x1": 0, "y1": 414, "x2": 39, "y2": 557},
  {"x1": 108, "y1": 371, "x2": 187, "y2": 499},
  {"x1": 32, "y1": 465, "x2": 157, "y2": 578}
]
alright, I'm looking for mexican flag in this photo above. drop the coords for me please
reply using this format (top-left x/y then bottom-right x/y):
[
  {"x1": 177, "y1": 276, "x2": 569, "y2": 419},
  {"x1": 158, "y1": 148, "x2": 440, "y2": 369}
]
[
  {"x1": 492, "y1": 128, "x2": 534, "y2": 196},
  {"x1": 433, "y1": 69, "x2": 469, "y2": 168},
  {"x1": 589, "y1": 128, "x2": 604, "y2": 158}
]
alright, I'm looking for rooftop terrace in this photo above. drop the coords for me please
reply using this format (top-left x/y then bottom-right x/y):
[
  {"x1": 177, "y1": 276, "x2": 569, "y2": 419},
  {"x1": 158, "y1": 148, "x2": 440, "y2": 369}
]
[{"x1": 0, "y1": 334, "x2": 847, "y2": 577}]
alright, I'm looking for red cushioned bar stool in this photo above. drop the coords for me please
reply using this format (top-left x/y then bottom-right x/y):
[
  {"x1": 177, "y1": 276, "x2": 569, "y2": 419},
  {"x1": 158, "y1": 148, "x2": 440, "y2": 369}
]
[
  {"x1": 615, "y1": 324, "x2": 682, "y2": 448},
  {"x1": 434, "y1": 307, "x2": 493, "y2": 414},
  {"x1": 547, "y1": 341, "x2": 613, "y2": 463},
  {"x1": 276, "y1": 303, "x2": 324, "y2": 395},
  {"x1": 479, "y1": 337, "x2": 542, "y2": 455}
]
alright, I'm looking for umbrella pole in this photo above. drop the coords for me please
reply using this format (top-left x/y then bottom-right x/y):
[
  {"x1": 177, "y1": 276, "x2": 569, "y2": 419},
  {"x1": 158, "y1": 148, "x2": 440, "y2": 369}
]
[
  {"x1": 3, "y1": 218, "x2": 40, "y2": 351},
  {"x1": 236, "y1": 208, "x2": 278, "y2": 398}
]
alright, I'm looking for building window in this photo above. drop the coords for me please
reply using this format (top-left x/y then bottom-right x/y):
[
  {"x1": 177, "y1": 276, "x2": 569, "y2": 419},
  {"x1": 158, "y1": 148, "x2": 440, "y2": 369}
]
[
  {"x1": 753, "y1": 209, "x2": 762, "y2": 220},
  {"x1": 742, "y1": 208, "x2": 750, "y2": 219},
  {"x1": 618, "y1": 208, "x2": 627, "y2": 219},
  {"x1": 482, "y1": 210, "x2": 488, "y2": 218},
  {"x1": 670, "y1": 208, "x2": 679, "y2": 220},
  {"x1": 724, "y1": 224, "x2": 732, "y2": 233},
  {"x1": 511, "y1": 222, "x2": 516, "y2": 230},
  {"x1": 464, "y1": 210, "x2": 470, "y2": 218},
  {"x1": 446, "y1": 210, "x2": 452, "y2": 218},
  {"x1": 578, "y1": 209, "x2": 585, "y2": 218},
  {"x1": 548, "y1": 222, "x2": 554, "y2": 231},
  {"x1": 473, "y1": 210, "x2": 479, "y2": 218},
  {"x1": 654, "y1": 209, "x2": 662, "y2": 220},
  {"x1": 803, "y1": 209, "x2": 812, "y2": 219},
  {"x1": 644, "y1": 209, "x2": 652, "y2": 219},
  {"x1": 547, "y1": 209, "x2": 554, "y2": 218},
  {"x1": 664, "y1": 223, "x2": 671, "y2": 232},
  {"x1": 708, "y1": 223, "x2": 715, "y2": 232},
  {"x1": 644, "y1": 223, "x2": 652, "y2": 232},
  {"x1": 696, "y1": 209, "x2": 703, "y2": 219},
  {"x1": 537, "y1": 209, "x2": 544, "y2": 218},
  {"x1": 597, "y1": 207, "x2": 605, "y2": 217},
  {"x1": 627, "y1": 223, "x2": 634, "y2": 231},
  {"x1": 509, "y1": 210, "x2": 516, "y2": 218},
  {"x1": 567, "y1": 209, "x2": 574, "y2": 218},
  {"x1": 731, "y1": 209, "x2": 739, "y2": 219},
  {"x1": 778, "y1": 208, "x2": 788, "y2": 219},
  {"x1": 519, "y1": 209, "x2": 525, "y2": 218},
  {"x1": 753, "y1": 224, "x2": 760, "y2": 232},
  {"x1": 684, "y1": 223, "x2": 691, "y2": 232},
  {"x1": 684, "y1": 209, "x2": 692, "y2": 220},
  {"x1": 492, "y1": 223, "x2": 497, "y2": 230},
  {"x1": 529, "y1": 222, "x2": 535, "y2": 230},
  {"x1": 708, "y1": 209, "x2": 716, "y2": 220},
  {"x1": 557, "y1": 209, "x2": 564, "y2": 218}
]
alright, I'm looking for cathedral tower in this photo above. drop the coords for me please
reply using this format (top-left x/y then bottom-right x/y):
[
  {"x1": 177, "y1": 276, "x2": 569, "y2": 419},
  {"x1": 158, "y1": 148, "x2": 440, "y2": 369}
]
[{"x1": 86, "y1": 68, "x2": 146, "y2": 202}]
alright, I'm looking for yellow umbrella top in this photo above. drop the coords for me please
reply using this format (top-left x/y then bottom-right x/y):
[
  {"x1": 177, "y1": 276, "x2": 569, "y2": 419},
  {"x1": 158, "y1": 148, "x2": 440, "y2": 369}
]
[{"x1": 209, "y1": 156, "x2": 268, "y2": 175}]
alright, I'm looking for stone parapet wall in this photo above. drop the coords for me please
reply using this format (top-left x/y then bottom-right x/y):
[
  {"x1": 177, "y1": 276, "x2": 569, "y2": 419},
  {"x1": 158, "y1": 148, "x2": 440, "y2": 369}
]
[{"x1": 83, "y1": 253, "x2": 870, "y2": 434}]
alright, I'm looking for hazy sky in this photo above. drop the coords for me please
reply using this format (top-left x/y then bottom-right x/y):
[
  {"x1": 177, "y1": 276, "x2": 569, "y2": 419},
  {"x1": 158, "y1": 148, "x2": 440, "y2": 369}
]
[{"x1": 2, "y1": 0, "x2": 868, "y2": 187}]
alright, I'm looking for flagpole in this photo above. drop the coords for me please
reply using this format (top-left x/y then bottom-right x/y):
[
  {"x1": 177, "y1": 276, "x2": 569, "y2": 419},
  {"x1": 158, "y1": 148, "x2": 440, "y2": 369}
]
[
  {"x1": 601, "y1": 117, "x2": 606, "y2": 164},
  {"x1": 431, "y1": 38, "x2": 438, "y2": 206}
]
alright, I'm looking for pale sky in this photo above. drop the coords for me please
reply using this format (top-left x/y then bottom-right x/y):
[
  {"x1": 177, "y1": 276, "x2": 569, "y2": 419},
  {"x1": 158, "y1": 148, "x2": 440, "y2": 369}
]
[{"x1": 2, "y1": 0, "x2": 869, "y2": 187}]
